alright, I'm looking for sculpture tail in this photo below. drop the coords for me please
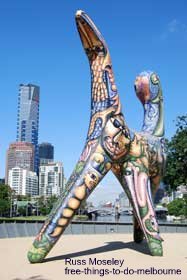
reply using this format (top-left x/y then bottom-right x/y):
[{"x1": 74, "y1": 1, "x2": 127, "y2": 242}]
[{"x1": 134, "y1": 71, "x2": 164, "y2": 137}]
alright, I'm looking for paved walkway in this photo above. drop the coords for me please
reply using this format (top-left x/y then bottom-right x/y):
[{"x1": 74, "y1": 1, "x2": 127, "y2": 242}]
[{"x1": 0, "y1": 233, "x2": 187, "y2": 280}]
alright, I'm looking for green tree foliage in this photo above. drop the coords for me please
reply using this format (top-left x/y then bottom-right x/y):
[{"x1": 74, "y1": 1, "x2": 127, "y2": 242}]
[
  {"x1": 0, "y1": 184, "x2": 12, "y2": 216},
  {"x1": 36, "y1": 195, "x2": 58, "y2": 215},
  {"x1": 18, "y1": 206, "x2": 27, "y2": 216},
  {"x1": 46, "y1": 195, "x2": 58, "y2": 211},
  {"x1": 16, "y1": 194, "x2": 31, "y2": 201},
  {"x1": 167, "y1": 198, "x2": 187, "y2": 217},
  {"x1": 163, "y1": 115, "x2": 187, "y2": 190}
]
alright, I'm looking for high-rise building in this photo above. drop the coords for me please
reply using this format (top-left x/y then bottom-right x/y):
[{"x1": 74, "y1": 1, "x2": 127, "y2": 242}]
[
  {"x1": 8, "y1": 167, "x2": 38, "y2": 196},
  {"x1": 5, "y1": 142, "x2": 34, "y2": 184},
  {"x1": 39, "y1": 162, "x2": 64, "y2": 197},
  {"x1": 0, "y1": 178, "x2": 5, "y2": 184},
  {"x1": 39, "y1": 142, "x2": 54, "y2": 165},
  {"x1": 16, "y1": 84, "x2": 40, "y2": 172}
]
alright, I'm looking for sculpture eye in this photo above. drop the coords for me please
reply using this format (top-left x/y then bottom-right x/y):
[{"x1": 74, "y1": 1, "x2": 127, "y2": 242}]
[
  {"x1": 90, "y1": 173, "x2": 96, "y2": 180},
  {"x1": 113, "y1": 119, "x2": 121, "y2": 128},
  {"x1": 151, "y1": 73, "x2": 159, "y2": 84},
  {"x1": 124, "y1": 129, "x2": 130, "y2": 138},
  {"x1": 124, "y1": 169, "x2": 132, "y2": 176}
]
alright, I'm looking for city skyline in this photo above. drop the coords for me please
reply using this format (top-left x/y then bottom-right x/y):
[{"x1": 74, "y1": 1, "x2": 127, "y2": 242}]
[{"x1": 0, "y1": 1, "x2": 186, "y2": 203}]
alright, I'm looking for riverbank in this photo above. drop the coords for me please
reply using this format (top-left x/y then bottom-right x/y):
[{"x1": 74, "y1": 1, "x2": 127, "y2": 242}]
[{"x1": 0, "y1": 233, "x2": 187, "y2": 280}]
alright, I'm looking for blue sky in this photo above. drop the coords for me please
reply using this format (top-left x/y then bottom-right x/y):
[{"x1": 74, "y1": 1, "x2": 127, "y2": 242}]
[{"x1": 0, "y1": 1, "x2": 186, "y2": 204}]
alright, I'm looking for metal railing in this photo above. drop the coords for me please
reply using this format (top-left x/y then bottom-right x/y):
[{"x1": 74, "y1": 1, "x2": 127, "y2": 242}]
[{"x1": 0, "y1": 220, "x2": 187, "y2": 238}]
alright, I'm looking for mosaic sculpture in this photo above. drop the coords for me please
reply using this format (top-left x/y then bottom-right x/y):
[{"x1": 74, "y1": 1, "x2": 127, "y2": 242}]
[{"x1": 28, "y1": 10, "x2": 165, "y2": 263}]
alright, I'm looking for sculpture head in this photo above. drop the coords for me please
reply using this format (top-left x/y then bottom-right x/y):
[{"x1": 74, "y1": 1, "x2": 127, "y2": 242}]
[
  {"x1": 134, "y1": 71, "x2": 162, "y2": 104},
  {"x1": 75, "y1": 10, "x2": 109, "y2": 63}
]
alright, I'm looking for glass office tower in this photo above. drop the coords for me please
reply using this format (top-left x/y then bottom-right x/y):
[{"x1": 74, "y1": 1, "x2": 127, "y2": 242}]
[
  {"x1": 38, "y1": 142, "x2": 54, "y2": 165},
  {"x1": 16, "y1": 84, "x2": 40, "y2": 172}
]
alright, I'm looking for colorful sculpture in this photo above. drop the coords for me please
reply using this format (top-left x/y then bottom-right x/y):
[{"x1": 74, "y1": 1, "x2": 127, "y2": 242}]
[{"x1": 27, "y1": 10, "x2": 165, "y2": 263}]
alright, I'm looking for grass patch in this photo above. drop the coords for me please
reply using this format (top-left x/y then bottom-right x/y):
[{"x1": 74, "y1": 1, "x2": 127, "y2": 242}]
[
  {"x1": 0, "y1": 215, "x2": 88, "y2": 222},
  {"x1": 73, "y1": 215, "x2": 88, "y2": 221},
  {"x1": 0, "y1": 216, "x2": 46, "y2": 222}
]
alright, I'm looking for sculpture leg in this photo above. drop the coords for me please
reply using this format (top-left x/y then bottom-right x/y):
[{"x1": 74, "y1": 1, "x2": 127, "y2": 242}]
[
  {"x1": 27, "y1": 144, "x2": 112, "y2": 263},
  {"x1": 112, "y1": 164, "x2": 144, "y2": 243},
  {"x1": 133, "y1": 179, "x2": 160, "y2": 244},
  {"x1": 112, "y1": 162, "x2": 163, "y2": 256},
  {"x1": 122, "y1": 162, "x2": 163, "y2": 256},
  {"x1": 133, "y1": 216, "x2": 144, "y2": 243}
]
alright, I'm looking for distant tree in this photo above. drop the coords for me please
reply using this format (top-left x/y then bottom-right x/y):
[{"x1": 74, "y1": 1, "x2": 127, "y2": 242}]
[
  {"x1": 0, "y1": 184, "x2": 12, "y2": 216},
  {"x1": 46, "y1": 195, "x2": 58, "y2": 212},
  {"x1": 163, "y1": 115, "x2": 187, "y2": 191},
  {"x1": 18, "y1": 206, "x2": 27, "y2": 216},
  {"x1": 16, "y1": 194, "x2": 31, "y2": 201},
  {"x1": 167, "y1": 198, "x2": 187, "y2": 217},
  {"x1": 39, "y1": 206, "x2": 49, "y2": 216},
  {"x1": 34, "y1": 195, "x2": 59, "y2": 216},
  {"x1": 80, "y1": 200, "x2": 87, "y2": 210},
  {"x1": 36, "y1": 196, "x2": 46, "y2": 215}
]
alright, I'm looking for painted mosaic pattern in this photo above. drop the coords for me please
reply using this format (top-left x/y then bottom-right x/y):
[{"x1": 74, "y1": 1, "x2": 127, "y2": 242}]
[{"x1": 27, "y1": 10, "x2": 165, "y2": 263}]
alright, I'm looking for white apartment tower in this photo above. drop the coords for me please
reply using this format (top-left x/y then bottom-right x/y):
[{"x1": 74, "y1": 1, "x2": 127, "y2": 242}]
[
  {"x1": 8, "y1": 167, "x2": 38, "y2": 196},
  {"x1": 39, "y1": 162, "x2": 64, "y2": 197}
]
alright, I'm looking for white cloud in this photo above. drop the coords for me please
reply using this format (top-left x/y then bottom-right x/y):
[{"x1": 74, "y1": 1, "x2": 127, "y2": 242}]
[
  {"x1": 168, "y1": 19, "x2": 187, "y2": 33},
  {"x1": 160, "y1": 19, "x2": 187, "y2": 40},
  {"x1": 168, "y1": 19, "x2": 178, "y2": 33}
]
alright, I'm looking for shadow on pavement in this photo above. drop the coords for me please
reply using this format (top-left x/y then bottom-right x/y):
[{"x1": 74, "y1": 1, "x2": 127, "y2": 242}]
[
  {"x1": 44, "y1": 240, "x2": 150, "y2": 263},
  {"x1": 12, "y1": 276, "x2": 49, "y2": 280}
]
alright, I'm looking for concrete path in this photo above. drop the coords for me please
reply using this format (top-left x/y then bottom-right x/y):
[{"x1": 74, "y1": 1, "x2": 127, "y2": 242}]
[{"x1": 0, "y1": 233, "x2": 187, "y2": 280}]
